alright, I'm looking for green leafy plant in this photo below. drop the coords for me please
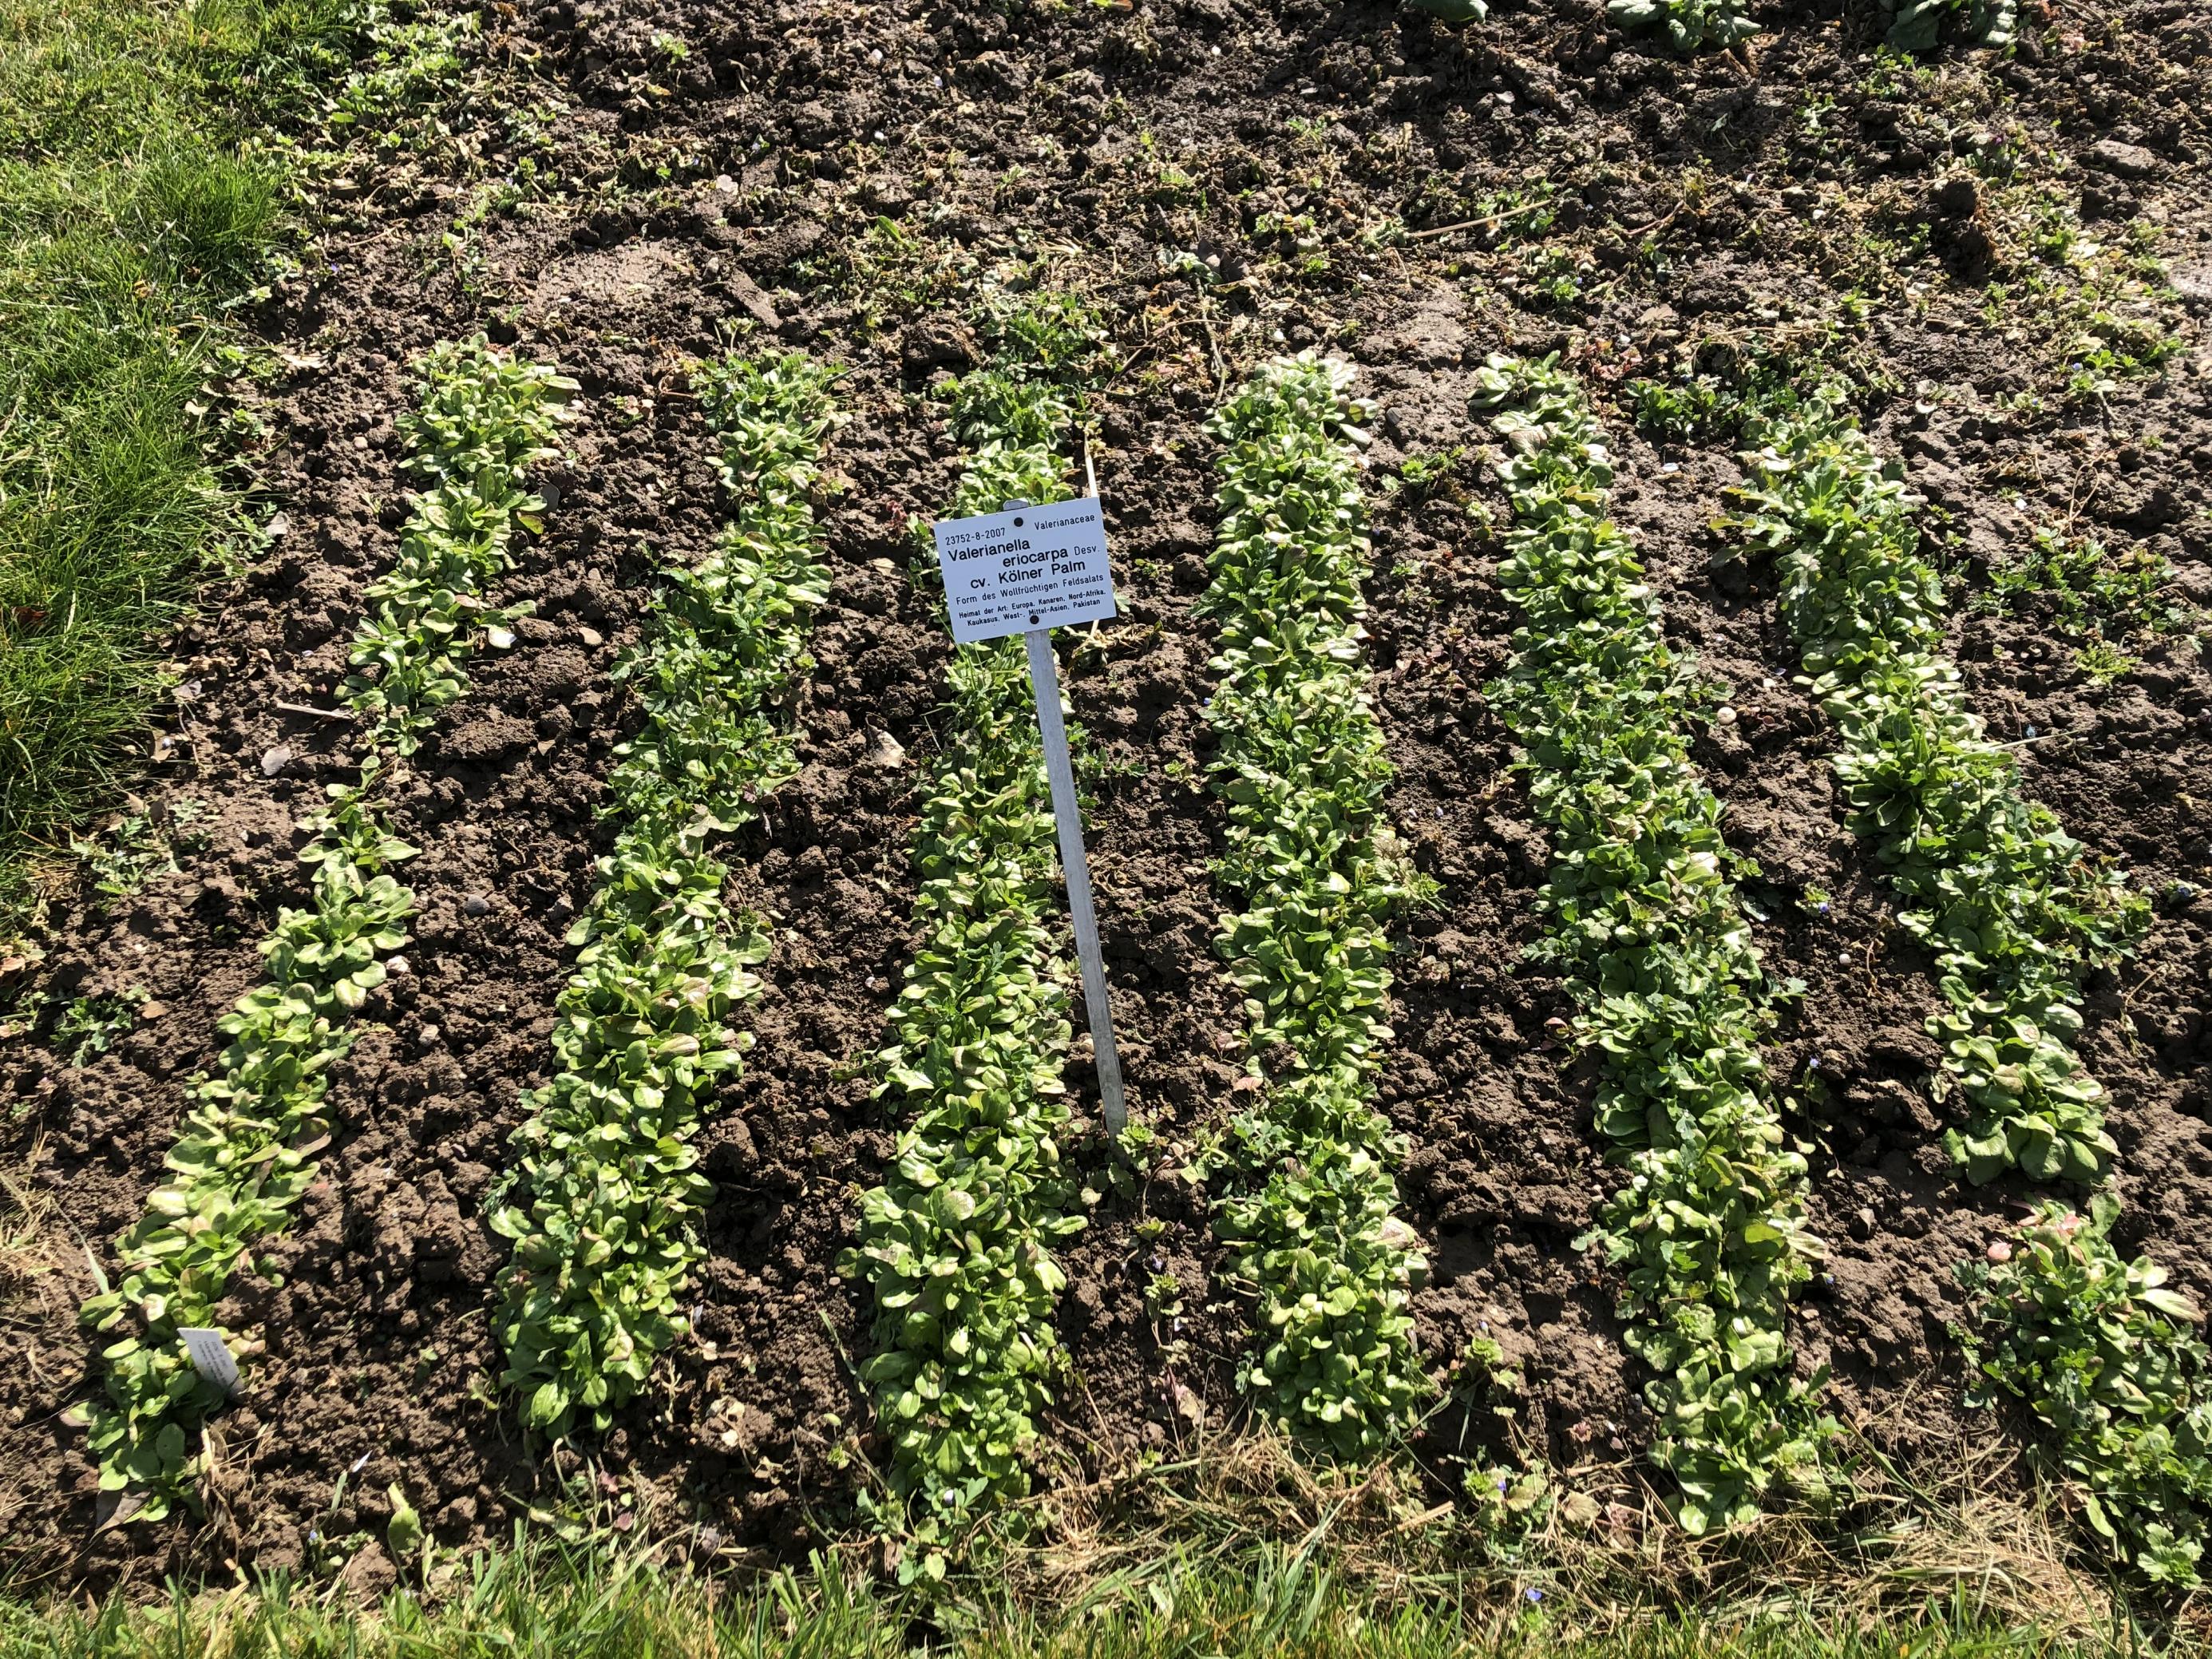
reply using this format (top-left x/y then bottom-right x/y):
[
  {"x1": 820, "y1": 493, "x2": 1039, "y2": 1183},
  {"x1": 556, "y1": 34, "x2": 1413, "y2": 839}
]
[
  {"x1": 1386, "y1": 449, "x2": 1462, "y2": 506},
  {"x1": 1518, "y1": 245, "x2": 1588, "y2": 311},
  {"x1": 1624, "y1": 339, "x2": 1822, "y2": 447},
  {"x1": 0, "y1": 980, "x2": 48, "y2": 1046},
  {"x1": 2073, "y1": 640, "x2": 2138, "y2": 687},
  {"x1": 77, "y1": 794, "x2": 417, "y2": 1518},
  {"x1": 76, "y1": 340, "x2": 568, "y2": 1522},
  {"x1": 841, "y1": 320, "x2": 1093, "y2": 1577},
  {"x1": 1955, "y1": 1197, "x2": 2212, "y2": 1587},
  {"x1": 1735, "y1": 394, "x2": 2206, "y2": 1590},
  {"x1": 1982, "y1": 525, "x2": 2195, "y2": 649},
  {"x1": 1201, "y1": 354, "x2": 1430, "y2": 1457},
  {"x1": 1449, "y1": 1338, "x2": 1553, "y2": 1560},
  {"x1": 972, "y1": 287, "x2": 1108, "y2": 383},
  {"x1": 1478, "y1": 184, "x2": 1558, "y2": 248},
  {"x1": 1974, "y1": 195, "x2": 2182, "y2": 410},
  {"x1": 490, "y1": 354, "x2": 839, "y2": 1440},
  {"x1": 1475, "y1": 356, "x2": 1830, "y2": 1533},
  {"x1": 53, "y1": 987, "x2": 147, "y2": 1065},
  {"x1": 342, "y1": 338, "x2": 576, "y2": 754},
  {"x1": 1734, "y1": 401, "x2": 2149, "y2": 1186},
  {"x1": 2063, "y1": 313, "x2": 2184, "y2": 404},
  {"x1": 1628, "y1": 374, "x2": 1736, "y2": 444},
  {"x1": 1880, "y1": 0, "x2": 2016, "y2": 53},
  {"x1": 1403, "y1": 0, "x2": 1489, "y2": 22},
  {"x1": 326, "y1": 7, "x2": 474, "y2": 139},
  {"x1": 68, "y1": 800, "x2": 208, "y2": 907},
  {"x1": 1607, "y1": 0, "x2": 1758, "y2": 52}
]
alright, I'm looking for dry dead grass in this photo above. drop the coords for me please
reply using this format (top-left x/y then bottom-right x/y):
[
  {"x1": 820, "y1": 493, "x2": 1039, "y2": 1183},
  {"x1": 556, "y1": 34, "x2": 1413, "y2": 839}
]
[{"x1": 942, "y1": 1418, "x2": 2161, "y2": 1647}]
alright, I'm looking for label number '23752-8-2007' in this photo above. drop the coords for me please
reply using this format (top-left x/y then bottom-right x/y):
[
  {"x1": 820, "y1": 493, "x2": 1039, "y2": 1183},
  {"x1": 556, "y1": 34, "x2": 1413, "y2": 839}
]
[{"x1": 930, "y1": 497, "x2": 1118, "y2": 646}]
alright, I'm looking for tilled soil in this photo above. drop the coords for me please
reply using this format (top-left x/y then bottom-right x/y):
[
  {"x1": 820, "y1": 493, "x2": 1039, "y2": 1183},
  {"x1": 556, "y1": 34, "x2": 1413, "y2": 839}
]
[{"x1": 5, "y1": 0, "x2": 2210, "y2": 1595}]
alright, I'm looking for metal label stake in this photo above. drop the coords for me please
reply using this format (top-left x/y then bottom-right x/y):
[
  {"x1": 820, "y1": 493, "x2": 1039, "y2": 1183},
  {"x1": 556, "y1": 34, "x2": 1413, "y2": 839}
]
[{"x1": 1022, "y1": 621, "x2": 1128, "y2": 1134}]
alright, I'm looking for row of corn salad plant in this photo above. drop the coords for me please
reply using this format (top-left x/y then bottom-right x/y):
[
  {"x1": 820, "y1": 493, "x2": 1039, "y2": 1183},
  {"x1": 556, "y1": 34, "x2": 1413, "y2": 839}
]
[
  {"x1": 487, "y1": 354, "x2": 839, "y2": 1439},
  {"x1": 76, "y1": 340, "x2": 572, "y2": 1518},
  {"x1": 1198, "y1": 354, "x2": 1430, "y2": 1456},
  {"x1": 839, "y1": 335, "x2": 1090, "y2": 1577},
  {"x1": 1735, "y1": 400, "x2": 2148, "y2": 1188},
  {"x1": 1732, "y1": 397, "x2": 2206, "y2": 1585},
  {"x1": 341, "y1": 342, "x2": 571, "y2": 755},
  {"x1": 1475, "y1": 356, "x2": 1830, "y2": 1533}
]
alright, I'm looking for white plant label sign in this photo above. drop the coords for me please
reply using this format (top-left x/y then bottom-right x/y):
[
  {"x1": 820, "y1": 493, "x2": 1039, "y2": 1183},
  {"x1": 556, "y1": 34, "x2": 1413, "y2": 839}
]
[
  {"x1": 931, "y1": 497, "x2": 1118, "y2": 645},
  {"x1": 177, "y1": 1327, "x2": 241, "y2": 1397}
]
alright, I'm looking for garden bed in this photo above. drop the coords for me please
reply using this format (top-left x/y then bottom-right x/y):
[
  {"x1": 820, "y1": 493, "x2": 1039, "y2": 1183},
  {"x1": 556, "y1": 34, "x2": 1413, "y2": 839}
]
[{"x1": 2, "y1": 0, "x2": 2209, "y2": 1606}]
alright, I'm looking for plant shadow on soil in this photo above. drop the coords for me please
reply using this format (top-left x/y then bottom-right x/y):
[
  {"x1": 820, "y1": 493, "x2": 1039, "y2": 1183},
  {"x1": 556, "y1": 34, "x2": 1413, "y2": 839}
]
[{"x1": 2, "y1": 0, "x2": 2210, "y2": 1621}]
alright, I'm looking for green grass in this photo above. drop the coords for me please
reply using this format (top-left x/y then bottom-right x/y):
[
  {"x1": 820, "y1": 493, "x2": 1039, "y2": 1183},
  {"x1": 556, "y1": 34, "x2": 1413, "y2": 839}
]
[
  {"x1": 0, "y1": 1534, "x2": 2161, "y2": 1658},
  {"x1": 0, "y1": 0, "x2": 364, "y2": 929}
]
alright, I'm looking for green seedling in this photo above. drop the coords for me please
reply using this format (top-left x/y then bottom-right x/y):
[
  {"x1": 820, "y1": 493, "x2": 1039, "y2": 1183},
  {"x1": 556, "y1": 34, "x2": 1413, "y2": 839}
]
[
  {"x1": 54, "y1": 988, "x2": 147, "y2": 1066},
  {"x1": 1628, "y1": 374, "x2": 1737, "y2": 443},
  {"x1": 1608, "y1": 0, "x2": 1757, "y2": 51},
  {"x1": 1388, "y1": 449, "x2": 1462, "y2": 506},
  {"x1": 1984, "y1": 525, "x2": 2194, "y2": 644},
  {"x1": 1879, "y1": 0, "x2": 2016, "y2": 50},
  {"x1": 327, "y1": 10, "x2": 474, "y2": 137},
  {"x1": 69, "y1": 800, "x2": 208, "y2": 907},
  {"x1": 2075, "y1": 640, "x2": 2139, "y2": 687}
]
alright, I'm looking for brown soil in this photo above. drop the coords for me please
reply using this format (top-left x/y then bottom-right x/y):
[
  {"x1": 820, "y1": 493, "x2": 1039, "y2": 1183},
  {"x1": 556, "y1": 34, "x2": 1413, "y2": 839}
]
[{"x1": 4, "y1": 0, "x2": 2210, "y2": 1596}]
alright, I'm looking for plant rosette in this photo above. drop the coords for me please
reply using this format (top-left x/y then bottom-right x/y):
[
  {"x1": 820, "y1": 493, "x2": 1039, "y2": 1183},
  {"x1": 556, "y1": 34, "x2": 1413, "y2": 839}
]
[
  {"x1": 1607, "y1": 0, "x2": 1758, "y2": 53},
  {"x1": 1956, "y1": 1194, "x2": 2212, "y2": 1587}
]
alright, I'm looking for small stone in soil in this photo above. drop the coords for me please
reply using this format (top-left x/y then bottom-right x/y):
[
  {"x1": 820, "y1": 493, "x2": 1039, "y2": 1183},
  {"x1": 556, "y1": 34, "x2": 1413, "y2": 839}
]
[
  {"x1": 260, "y1": 745, "x2": 293, "y2": 777},
  {"x1": 418, "y1": 1024, "x2": 442, "y2": 1047},
  {"x1": 464, "y1": 894, "x2": 490, "y2": 917}
]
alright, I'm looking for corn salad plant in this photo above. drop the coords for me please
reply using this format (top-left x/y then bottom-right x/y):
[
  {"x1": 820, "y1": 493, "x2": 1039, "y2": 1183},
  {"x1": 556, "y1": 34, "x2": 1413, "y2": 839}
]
[
  {"x1": 1607, "y1": 0, "x2": 1758, "y2": 53},
  {"x1": 1955, "y1": 1197, "x2": 2212, "y2": 1587},
  {"x1": 1199, "y1": 354, "x2": 1429, "y2": 1457},
  {"x1": 840, "y1": 355, "x2": 1086, "y2": 1574},
  {"x1": 1733, "y1": 400, "x2": 2149, "y2": 1186},
  {"x1": 1735, "y1": 398, "x2": 2201, "y2": 1586},
  {"x1": 76, "y1": 342, "x2": 570, "y2": 1520},
  {"x1": 489, "y1": 354, "x2": 839, "y2": 1439},
  {"x1": 1475, "y1": 357, "x2": 1829, "y2": 1533},
  {"x1": 1880, "y1": 0, "x2": 2017, "y2": 52},
  {"x1": 343, "y1": 339, "x2": 575, "y2": 754}
]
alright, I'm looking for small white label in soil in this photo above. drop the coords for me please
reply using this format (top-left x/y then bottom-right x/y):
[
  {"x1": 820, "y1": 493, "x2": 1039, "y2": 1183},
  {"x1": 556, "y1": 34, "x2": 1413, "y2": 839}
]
[
  {"x1": 932, "y1": 497, "x2": 1118, "y2": 644},
  {"x1": 177, "y1": 1327, "x2": 241, "y2": 1397}
]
